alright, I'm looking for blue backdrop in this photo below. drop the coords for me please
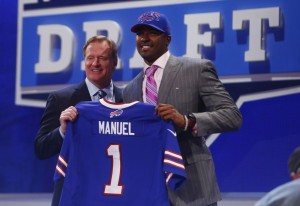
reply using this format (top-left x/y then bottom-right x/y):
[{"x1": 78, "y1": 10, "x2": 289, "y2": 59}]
[{"x1": 0, "y1": 0, "x2": 299, "y2": 194}]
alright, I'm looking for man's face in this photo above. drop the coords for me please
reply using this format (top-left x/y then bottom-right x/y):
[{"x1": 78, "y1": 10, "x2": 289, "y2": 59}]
[
  {"x1": 135, "y1": 26, "x2": 171, "y2": 65},
  {"x1": 84, "y1": 41, "x2": 117, "y2": 88}
]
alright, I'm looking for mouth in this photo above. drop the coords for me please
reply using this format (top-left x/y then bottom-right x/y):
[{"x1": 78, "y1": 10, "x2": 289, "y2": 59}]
[
  {"x1": 91, "y1": 68, "x2": 102, "y2": 72},
  {"x1": 141, "y1": 44, "x2": 151, "y2": 52}
]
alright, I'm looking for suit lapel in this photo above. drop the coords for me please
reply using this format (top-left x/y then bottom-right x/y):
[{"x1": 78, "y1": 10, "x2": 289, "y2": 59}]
[
  {"x1": 136, "y1": 72, "x2": 144, "y2": 101},
  {"x1": 72, "y1": 81, "x2": 91, "y2": 104},
  {"x1": 113, "y1": 85, "x2": 124, "y2": 103},
  {"x1": 129, "y1": 72, "x2": 144, "y2": 102},
  {"x1": 158, "y1": 56, "x2": 181, "y2": 103}
]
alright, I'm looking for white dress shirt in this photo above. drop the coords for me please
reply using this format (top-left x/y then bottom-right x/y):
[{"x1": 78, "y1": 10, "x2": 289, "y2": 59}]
[
  {"x1": 85, "y1": 78, "x2": 115, "y2": 102},
  {"x1": 142, "y1": 51, "x2": 170, "y2": 103}
]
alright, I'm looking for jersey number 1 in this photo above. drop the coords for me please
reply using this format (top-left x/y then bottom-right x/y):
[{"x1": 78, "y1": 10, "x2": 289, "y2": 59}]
[{"x1": 104, "y1": 144, "x2": 123, "y2": 195}]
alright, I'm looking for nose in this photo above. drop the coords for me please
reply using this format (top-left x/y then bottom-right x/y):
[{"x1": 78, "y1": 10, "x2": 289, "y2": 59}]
[
  {"x1": 141, "y1": 36, "x2": 148, "y2": 42},
  {"x1": 138, "y1": 32, "x2": 149, "y2": 42},
  {"x1": 92, "y1": 58, "x2": 100, "y2": 66}
]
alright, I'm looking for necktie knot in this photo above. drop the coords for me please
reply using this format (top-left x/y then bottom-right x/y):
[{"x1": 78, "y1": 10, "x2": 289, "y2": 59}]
[
  {"x1": 145, "y1": 65, "x2": 158, "y2": 77},
  {"x1": 94, "y1": 90, "x2": 107, "y2": 101}
]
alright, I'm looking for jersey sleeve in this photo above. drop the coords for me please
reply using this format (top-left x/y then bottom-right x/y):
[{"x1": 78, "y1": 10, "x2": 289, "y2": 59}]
[{"x1": 162, "y1": 122, "x2": 187, "y2": 190}]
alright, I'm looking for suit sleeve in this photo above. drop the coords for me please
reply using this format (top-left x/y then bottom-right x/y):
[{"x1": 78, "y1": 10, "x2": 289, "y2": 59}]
[
  {"x1": 34, "y1": 93, "x2": 64, "y2": 159},
  {"x1": 194, "y1": 60, "x2": 242, "y2": 136}
]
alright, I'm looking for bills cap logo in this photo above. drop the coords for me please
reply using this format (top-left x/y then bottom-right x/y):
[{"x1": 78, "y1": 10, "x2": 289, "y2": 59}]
[
  {"x1": 138, "y1": 11, "x2": 161, "y2": 23},
  {"x1": 110, "y1": 109, "x2": 123, "y2": 118},
  {"x1": 131, "y1": 11, "x2": 171, "y2": 35}
]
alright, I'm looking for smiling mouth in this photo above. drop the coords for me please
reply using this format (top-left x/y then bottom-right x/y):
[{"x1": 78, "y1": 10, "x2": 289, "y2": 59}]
[
  {"x1": 92, "y1": 68, "x2": 102, "y2": 72},
  {"x1": 141, "y1": 45, "x2": 151, "y2": 51}
]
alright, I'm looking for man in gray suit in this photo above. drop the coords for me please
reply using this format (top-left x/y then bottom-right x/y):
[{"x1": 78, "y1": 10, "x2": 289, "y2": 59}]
[
  {"x1": 123, "y1": 11, "x2": 242, "y2": 206},
  {"x1": 35, "y1": 35, "x2": 123, "y2": 205}
]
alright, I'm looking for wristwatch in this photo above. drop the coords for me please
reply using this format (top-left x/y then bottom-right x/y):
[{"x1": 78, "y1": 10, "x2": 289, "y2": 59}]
[{"x1": 187, "y1": 113, "x2": 196, "y2": 131}]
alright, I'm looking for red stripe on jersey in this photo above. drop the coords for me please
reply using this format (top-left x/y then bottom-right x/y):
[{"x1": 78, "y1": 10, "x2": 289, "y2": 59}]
[
  {"x1": 164, "y1": 159, "x2": 185, "y2": 169},
  {"x1": 56, "y1": 165, "x2": 66, "y2": 177},
  {"x1": 165, "y1": 150, "x2": 183, "y2": 160}
]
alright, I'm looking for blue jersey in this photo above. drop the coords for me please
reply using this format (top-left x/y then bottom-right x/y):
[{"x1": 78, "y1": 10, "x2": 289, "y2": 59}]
[{"x1": 54, "y1": 99, "x2": 186, "y2": 206}]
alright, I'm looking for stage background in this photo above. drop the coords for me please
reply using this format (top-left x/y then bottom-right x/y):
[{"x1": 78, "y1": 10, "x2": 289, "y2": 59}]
[{"x1": 0, "y1": 0, "x2": 299, "y2": 195}]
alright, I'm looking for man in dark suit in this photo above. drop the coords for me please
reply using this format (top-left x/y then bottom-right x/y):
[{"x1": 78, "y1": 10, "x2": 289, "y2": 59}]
[
  {"x1": 34, "y1": 35, "x2": 123, "y2": 205},
  {"x1": 123, "y1": 11, "x2": 242, "y2": 206}
]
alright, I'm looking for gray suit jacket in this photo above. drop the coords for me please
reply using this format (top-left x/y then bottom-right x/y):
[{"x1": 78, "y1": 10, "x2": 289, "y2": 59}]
[{"x1": 123, "y1": 55, "x2": 242, "y2": 206}]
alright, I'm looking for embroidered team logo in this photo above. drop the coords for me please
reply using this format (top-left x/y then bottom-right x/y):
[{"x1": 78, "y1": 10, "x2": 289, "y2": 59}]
[
  {"x1": 137, "y1": 11, "x2": 160, "y2": 23},
  {"x1": 110, "y1": 109, "x2": 123, "y2": 118}
]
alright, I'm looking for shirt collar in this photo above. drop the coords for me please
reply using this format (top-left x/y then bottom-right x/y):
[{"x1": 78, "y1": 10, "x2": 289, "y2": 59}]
[
  {"x1": 85, "y1": 78, "x2": 114, "y2": 98},
  {"x1": 143, "y1": 51, "x2": 170, "y2": 72}
]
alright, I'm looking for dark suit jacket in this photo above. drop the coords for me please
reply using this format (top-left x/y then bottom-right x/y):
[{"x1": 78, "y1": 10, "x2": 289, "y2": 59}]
[
  {"x1": 34, "y1": 80, "x2": 123, "y2": 206},
  {"x1": 123, "y1": 55, "x2": 242, "y2": 206}
]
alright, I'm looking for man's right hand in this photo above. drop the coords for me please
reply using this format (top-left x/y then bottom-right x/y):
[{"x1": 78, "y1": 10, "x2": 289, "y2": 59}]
[{"x1": 59, "y1": 106, "x2": 78, "y2": 135}]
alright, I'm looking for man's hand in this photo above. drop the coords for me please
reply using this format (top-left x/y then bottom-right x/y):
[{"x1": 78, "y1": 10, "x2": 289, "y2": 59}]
[
  {"x1": 155, "y1": 103, "x2": 185, "y2": 128},
  {"x1": 59, "y1": 106, "x2": 78, "y2": 135}
]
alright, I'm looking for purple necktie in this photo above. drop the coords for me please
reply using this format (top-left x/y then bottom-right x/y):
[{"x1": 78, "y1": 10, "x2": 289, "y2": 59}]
[{"x1": 145, "y1": 65, "x2": 158, "y2": 105}]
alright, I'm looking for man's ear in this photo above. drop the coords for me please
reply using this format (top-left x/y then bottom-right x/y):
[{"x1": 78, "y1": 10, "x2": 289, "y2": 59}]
[
  {"x1": 168, "y1": 36, "x2": 171, "y2": 42},
  {"x1": 167, "y1": 36, "x2": 171, "y2": 46},
  {"x1": 113, "y1": 59, "x2": 118, "y2": 71},
  {"x1": 290, "y1": 172, "x2": 300, "y2": 180}
]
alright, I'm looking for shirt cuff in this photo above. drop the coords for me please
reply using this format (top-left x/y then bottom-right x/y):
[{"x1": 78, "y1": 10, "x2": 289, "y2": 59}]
[{"x1": 59, "y1": 127, "x2": 65, "y2": 139}]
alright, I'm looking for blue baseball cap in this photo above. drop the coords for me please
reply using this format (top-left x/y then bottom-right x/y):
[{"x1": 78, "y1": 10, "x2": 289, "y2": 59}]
[{"x1": 131, "y1": 11, "x2": 171, "y2": 35}]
